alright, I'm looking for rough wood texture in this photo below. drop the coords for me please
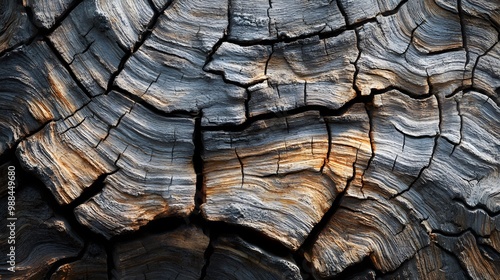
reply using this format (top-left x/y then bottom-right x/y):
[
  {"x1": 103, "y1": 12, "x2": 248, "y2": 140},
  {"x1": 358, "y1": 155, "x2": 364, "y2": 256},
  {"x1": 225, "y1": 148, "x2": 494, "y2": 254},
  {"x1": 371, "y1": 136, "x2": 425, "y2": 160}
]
[
  {"x1": 112, "y1": 226, "x2": 209, "y2": 279},
  {"x1": 0, "y1": 166, "x2": 84, "y2": 279},
  {"x1": 0, "y1": 0, "x2": 36, "y2": 53},
  {"x1": 50, "y1": 243, "x2": 108, "y2": 280},
  {"x1": 0, "y1": 0, "x2": 499, "y2": 279},
  {"x1": 18, "y1": 91, "x2": 196, "y2": 238},
  {"x1": 205, "y1": 235, "x2": 302, "y2": 280}
]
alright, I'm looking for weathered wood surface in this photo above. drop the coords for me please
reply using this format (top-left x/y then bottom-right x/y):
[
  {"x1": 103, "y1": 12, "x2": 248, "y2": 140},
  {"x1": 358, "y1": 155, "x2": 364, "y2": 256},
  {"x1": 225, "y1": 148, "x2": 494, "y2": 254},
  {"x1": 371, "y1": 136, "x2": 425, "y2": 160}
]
[
  {"x1": 112, "y1": 226, "x2": 209, "y2": 279},
  {"x1": 0, "y1": 163, "x2": 84, "y2": 279},
  {"x1": 0, "y1": 0, "x2": 499, "y2": 279}
]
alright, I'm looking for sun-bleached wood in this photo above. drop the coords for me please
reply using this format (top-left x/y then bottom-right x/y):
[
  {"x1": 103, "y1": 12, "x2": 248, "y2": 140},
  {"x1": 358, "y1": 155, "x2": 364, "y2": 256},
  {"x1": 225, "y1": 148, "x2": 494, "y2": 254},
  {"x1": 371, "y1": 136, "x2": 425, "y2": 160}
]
[
  {"x1": 18, "y1": 91, "x2": 196, "y2": 238},
  {"x1": 0, "y1": 0, "x2": 498, "y2": 278}
]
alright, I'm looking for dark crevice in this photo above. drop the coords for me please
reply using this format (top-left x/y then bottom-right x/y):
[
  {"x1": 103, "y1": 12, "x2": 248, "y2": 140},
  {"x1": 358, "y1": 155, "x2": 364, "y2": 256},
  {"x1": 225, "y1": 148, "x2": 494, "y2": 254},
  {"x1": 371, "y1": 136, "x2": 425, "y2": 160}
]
[
  {"x1": 203, "y1": 67, "x2": 259, "y2": 88},
  {"x1": 205, "y1": 221, "x2": 291, "y2": 258},
  {"x1": 392, "y1": 124, "x2": 438, "y2": 139},
  {"x1": 478, "y1": 243, "x2": 500, "y2": 262},
  {"x1": 452, "y1": 197, "x2": 500, "y2": 217},
  {"x1": 146, "y1": 0, "x2": 160, "y2": 14},
  {"x1": 199, "y1": 233, "x2": 215, "y2": 280},
  {"x1": 108, "y1": 216, "x2": 187, "y2": 243},
  {"x1": 62, "y1": 172, "x2": 115, "y2": 211},
  {"x1": 335, "y1": 0, "x2": 349, "y2": 25},
  {"x1": 370, "y1": 85, "x2": 434, "y2": 100},
  {"x1": 202, "y1": 93, "x2": 374, "y2": 132},
  {"x1": 267, "y1": 0, "x2": 273, "y2": 37},
  {"x1": 320, "y1": 117, "x2": 332, "y2": 174},
  {"x1": 244, "y1": 89, "x2": 251, "y2": 120},
  {"x1": 450, "y1": 98, "x2": 463, "y2": 155},
  {"x1": 193, "y1": 114, "x2": 205, "y2": 211},
  {"x1": 295, "y1": 177, "x2": 355, "y2": 274},
  {"x1": 264, "y1": 45, "x2": 274, "y2": 75},
  {"x1": 457, "y1": 0, "x2": 470, "y2": 84},
  {"x1": 234, "y1": 149, "x2": 244, "y2": 188}
]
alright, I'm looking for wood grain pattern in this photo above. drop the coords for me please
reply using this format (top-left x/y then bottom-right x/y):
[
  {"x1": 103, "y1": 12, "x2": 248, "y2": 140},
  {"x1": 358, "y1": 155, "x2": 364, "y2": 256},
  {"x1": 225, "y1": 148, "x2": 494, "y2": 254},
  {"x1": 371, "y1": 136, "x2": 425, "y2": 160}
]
[
  {"x1": 0, "y1": 0, "x2": 498, "y2": 278},
  {"x1": 112, "y1": 226, "x2": 209, "y2": 279},
  {"x1": 205, "y1": 235, "x2": 302, "y2": 280},
  {"x1": 0, "y1": 173, "x2": 83, "y2": 279}
]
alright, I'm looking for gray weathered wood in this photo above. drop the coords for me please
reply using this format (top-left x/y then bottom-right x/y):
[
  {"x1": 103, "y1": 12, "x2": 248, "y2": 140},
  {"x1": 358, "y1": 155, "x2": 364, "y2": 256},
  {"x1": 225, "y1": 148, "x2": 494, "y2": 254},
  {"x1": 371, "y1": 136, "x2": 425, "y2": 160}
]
[{"x1": 0, "y1": 0, "x2": 498, "y2": 278}]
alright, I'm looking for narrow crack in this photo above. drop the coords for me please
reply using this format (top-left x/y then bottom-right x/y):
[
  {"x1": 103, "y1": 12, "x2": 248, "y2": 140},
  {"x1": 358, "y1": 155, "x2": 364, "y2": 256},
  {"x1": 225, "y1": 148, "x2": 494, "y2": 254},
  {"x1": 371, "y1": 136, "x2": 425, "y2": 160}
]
[
  {"x1": 303, "y1": 81, "x2": 307, "y2": 105},
  {"x1": 295, "y1": 148, "x2": 360, "y2": 269},
  {"x1": 320, "y1": 117, "x2": 332, "y2": 174},
  {"x1": 452, "y1": 197, "x2": 500, "y2": 217},
  {"x1": 234, "y1": 149, "x2": 244, "y2": 188},
  {"x1": 457, "y1": 0, "x2": 470, "y2": 87},
  {"x1": 199, "y1": 234, "x2": 215, "y2": 280},
  {"x1": 335, "y1": 0, "x2": 349, "y2": 25},
  {"x1": 94, "y1": 106, "x2": 132, "y2": 149},
  {"x1": 264, "y1": 45, "x2": 274, "y2": 75},
  {"x1": 471, "y1": 41, "x2": 499, "y2": 89},
  {"x1": 403, "y1": 20, "x2": 426, "y2": 64},
  {"x1": 61, "y1": 115, "x2": 89, "y2": 134},
  {"x1": 390, "y1": 134, "x2": 438, "y2": 200},
  {"x1": 69, "y1": 40, "x2": 95, "y2": 65},
  {"x1": 193, "y1": 113, "x2": 205, "y2": 211},
  {"x1": 266, "y1": 0, "x2": 273, "y2": 37},
  {"x1": 44, "y1": 241, "x2": 88, "y2": 280}
]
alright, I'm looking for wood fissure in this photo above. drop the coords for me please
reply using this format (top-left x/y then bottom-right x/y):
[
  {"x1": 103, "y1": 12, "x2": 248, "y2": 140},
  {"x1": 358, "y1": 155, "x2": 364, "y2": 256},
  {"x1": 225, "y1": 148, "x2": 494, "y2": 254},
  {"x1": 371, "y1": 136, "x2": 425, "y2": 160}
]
[{"x1": 1, "y1": 0, "x2": 499, "y2": 278}]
